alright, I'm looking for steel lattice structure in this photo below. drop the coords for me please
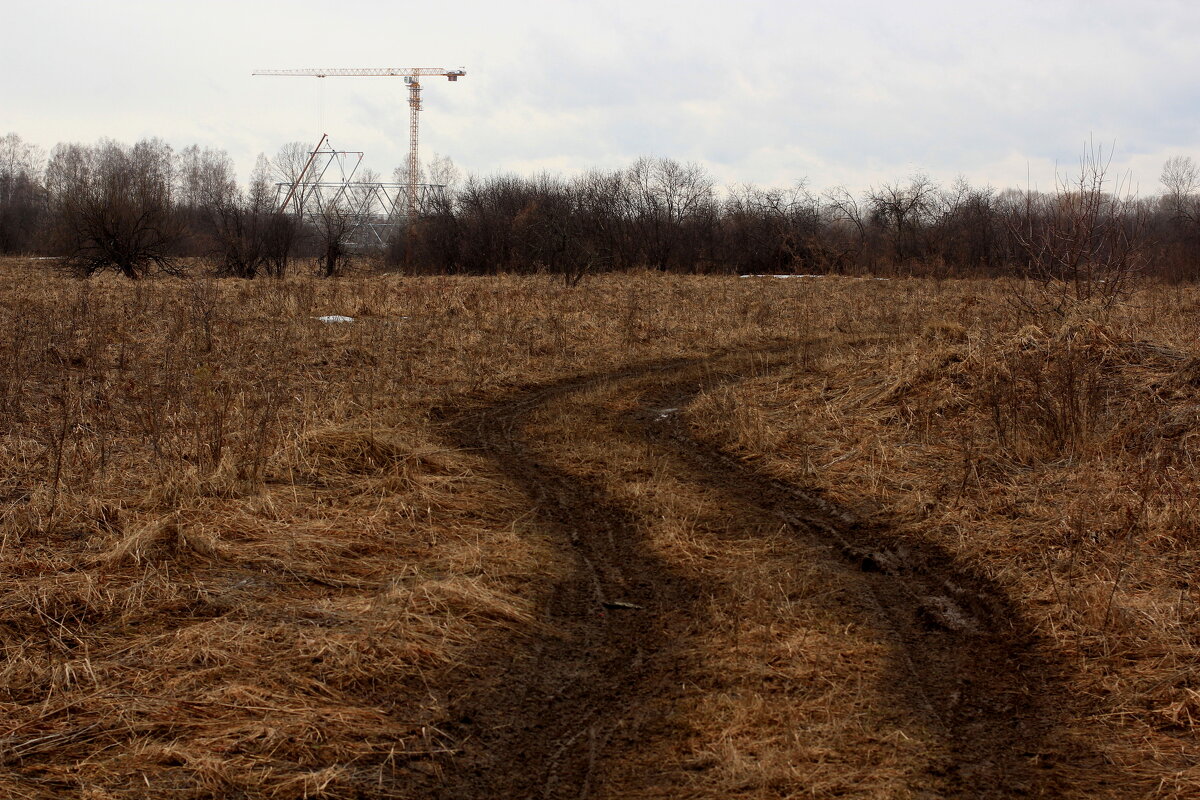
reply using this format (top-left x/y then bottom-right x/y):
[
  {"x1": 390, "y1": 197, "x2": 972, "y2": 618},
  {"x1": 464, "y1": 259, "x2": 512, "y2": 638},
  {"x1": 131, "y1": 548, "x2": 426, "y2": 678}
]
[
  {"x1": 276, "y1": 134, "x2": 446, "y2": 250},
  {"x1": 254, "y1": 67, "x2": 465, "y2": 219}
]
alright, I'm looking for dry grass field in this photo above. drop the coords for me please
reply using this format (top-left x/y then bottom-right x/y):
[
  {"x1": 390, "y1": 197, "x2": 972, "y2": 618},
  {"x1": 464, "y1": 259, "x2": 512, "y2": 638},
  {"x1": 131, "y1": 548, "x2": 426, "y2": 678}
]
[{"x1": 2, "y1": 257, "x2": 1200, "y2": 798}]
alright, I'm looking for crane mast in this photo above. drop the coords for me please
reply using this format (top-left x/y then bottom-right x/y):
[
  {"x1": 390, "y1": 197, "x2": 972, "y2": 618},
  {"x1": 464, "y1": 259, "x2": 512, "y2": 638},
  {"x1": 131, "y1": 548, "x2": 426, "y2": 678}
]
[
  {"x1": 254, "y1": 67, "x2": 465, "y2": 218},
  {"x1": 406, "y1": 76, "x2": 421, "y2": 220}
]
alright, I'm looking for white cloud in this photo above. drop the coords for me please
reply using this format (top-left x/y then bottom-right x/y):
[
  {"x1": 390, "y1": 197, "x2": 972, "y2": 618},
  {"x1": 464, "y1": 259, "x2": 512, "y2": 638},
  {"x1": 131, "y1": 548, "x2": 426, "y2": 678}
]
[{"x1": 4, "y1": 0, "x2": 1199, "y2": 195}]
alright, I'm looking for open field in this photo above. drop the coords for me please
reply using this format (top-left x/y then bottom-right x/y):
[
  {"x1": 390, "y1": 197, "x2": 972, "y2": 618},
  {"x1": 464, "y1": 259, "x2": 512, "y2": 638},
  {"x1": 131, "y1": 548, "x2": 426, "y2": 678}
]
[{"x1": 2, "y1": 258, "x2": 1200, "y2": 797}]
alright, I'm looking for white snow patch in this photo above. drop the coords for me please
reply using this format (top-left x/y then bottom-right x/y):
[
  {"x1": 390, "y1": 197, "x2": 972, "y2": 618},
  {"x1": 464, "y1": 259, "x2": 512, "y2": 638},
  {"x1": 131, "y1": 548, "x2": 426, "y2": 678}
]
[
  {"x1": 739, "y1": 274, "x2": 826, "y2": 279},
  {"x1": 315, "y1": 315, "x2": 355, "y2": 323},
  {"x1": 737, "y1": 274, "x2": 895, "y2": 280}
]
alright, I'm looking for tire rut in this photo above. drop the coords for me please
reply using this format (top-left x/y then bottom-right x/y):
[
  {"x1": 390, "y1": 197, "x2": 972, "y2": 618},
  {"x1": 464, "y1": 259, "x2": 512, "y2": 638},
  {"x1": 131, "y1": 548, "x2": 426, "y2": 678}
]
[
  {"x1": 639, "y1": 381, "x2": 1112, "y2": 797},
  {"x1": 433, "y1": 355, "x2": 711, "y2": 800},
  {"x1": 431, "y1": 347, "x2": 1118, "y2": 798}
]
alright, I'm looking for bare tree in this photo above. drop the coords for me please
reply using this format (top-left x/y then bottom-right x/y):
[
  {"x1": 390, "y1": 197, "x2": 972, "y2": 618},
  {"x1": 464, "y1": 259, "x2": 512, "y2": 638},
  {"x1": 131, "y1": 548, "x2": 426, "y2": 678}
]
[
  {"x1": 175, "y1": 144, "x2": 238, "y2": 256},
  {"x1": 273, "y1": 141, "x2": 314, "y2": 188},
  {"x1": 396, "y1": 153, "x2": 458, "y2": 188},
  {"x1": 426, "y1": 153, "x2": 461, "y2": 189},
  {"x1": 576, "y1": 169, "x2": 631, "y2": 270},
  {"x1": 176, "y1": 145, "x2": 235, "y2": 211},
  {"x1": 510, "y1": 173, "x2": 608, "y2": 285},
  {"x1": 1154, "y1": 155, "x2": 1200, "y2": 280},
  {"x1": 311, "y1": 187, "x2": 368, "y2": 277},
  {"x1": 928, "y1": 177, "x2": 1001, "y2": 273},
  {"x1": 46, "y1": 138, "x2": 182, "y2": 278},
  {"x1": 625, "y1": 157, "x2": 714, "y2": 271},
  {"x1": 0, "y1": 133, "x2": 45, "y2": 254},
  {"x1": 721, "y1": 182, "x2": 823, "y2": 274},
  {"x1": 1161, "y1": 155, "x2": 1200, "y2": 225},
  {"x1": 821, "y1": 186, "x2": 871, "y2": 271},
  {"x1": 867, "y1": 174, "x2": 938, "y2": 264}
]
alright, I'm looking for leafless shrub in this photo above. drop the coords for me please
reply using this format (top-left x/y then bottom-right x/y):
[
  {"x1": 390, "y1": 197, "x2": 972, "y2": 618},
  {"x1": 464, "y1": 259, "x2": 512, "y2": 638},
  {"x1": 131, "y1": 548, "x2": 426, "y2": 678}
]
[
  {"x1": 1008, "y1": 142, "x2": 1146, "y2": 315},
  {"x1": 207, "y1": 155, "x2": 295, "y2": 278},
  {"x1": 722, "y1": 182, "x2": 823, "y2": 274},
  {"x1": 312, "y1": 196, "x2": 362, "y2": 278},
  {"x1": 933, "y1": 178, "x2": 1002, "y2": 274},
  {"x1": 45, "y1": 138, "x2": 183, "y2": 279},
  {"x1": 512, "y1": 175, "x2": 609, "y2": 286}
]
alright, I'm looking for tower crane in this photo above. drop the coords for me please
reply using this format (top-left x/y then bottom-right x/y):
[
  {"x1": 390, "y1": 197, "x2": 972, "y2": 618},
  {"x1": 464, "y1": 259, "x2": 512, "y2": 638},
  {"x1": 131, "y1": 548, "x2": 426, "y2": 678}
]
[{"x1": 253, "y1": 67, "x2": 466, "y2": 218}]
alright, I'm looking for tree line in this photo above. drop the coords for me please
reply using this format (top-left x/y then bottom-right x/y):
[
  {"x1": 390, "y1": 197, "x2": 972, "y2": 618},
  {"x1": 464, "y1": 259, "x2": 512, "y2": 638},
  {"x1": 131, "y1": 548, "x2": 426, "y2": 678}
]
[{"x1": 3, "y1": 131, "x2": 1200, "y2": 282}]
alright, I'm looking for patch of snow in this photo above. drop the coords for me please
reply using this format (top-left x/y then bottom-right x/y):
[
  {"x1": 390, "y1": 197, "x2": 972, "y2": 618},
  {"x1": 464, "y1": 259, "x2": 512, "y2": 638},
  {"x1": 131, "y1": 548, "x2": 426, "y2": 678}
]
[
  {"x1": 739, "y1": 274, "x2": 826, "y2": 279},
  {"x1": 315, "y1": 315, "x2": 355, "y2": 323},
  {"x1": 737, "y1": 274, "x2": 897, "y2": 280}
]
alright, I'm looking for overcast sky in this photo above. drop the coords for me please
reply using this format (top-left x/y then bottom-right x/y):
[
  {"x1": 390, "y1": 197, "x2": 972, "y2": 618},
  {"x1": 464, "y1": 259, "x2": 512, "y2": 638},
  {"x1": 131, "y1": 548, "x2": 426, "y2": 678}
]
[{"x1": 4, "y1": 0, "x2": 1198, "y2": 194}]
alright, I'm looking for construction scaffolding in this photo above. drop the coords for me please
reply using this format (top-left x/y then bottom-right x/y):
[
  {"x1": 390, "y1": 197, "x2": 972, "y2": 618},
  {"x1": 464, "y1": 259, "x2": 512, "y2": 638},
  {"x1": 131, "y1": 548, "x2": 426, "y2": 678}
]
[{"x1": 275, "y1": 134, "x2": 447, "y2": 250}]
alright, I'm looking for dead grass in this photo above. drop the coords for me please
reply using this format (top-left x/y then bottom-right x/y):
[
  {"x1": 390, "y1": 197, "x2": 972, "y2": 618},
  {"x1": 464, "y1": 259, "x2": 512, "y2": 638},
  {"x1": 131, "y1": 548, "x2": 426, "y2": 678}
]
[
  {"x1": 520, "y1": 381, "x2": 928, "y2": 796},
  {"x1": 4, "y1": 257, "x2": 1199, "y2": 796},
  {"x1": 0, "y1": 260, "x2": 873, "y2": 797},
  {"x1": 689, "y1": 279, "x2": 1200, "y2": 796}
]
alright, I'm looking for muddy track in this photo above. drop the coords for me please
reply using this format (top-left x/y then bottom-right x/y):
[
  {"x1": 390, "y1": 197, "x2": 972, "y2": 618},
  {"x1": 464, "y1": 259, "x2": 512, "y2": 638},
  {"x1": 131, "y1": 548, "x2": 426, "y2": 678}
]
[
  {"x1": 431, "y1": 347, "x2": 1115, "y2": 798},
  {"x1": 431, "y1": 355, "x2": 710, "y2": 800}
]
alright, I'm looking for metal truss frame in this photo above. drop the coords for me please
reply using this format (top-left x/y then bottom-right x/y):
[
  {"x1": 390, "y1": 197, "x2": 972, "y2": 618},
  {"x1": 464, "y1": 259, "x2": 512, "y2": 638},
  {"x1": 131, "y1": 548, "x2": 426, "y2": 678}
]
[{"x1": 277, "y1": 134, "x2": 446, "y2": 250}]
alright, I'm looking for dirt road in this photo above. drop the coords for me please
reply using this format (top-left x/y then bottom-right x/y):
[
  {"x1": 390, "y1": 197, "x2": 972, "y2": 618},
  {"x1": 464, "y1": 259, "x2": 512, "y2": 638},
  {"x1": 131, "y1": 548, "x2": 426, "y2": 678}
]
[{"x1": 431, "y1": 347, "x2": 1118, "y2": 798}]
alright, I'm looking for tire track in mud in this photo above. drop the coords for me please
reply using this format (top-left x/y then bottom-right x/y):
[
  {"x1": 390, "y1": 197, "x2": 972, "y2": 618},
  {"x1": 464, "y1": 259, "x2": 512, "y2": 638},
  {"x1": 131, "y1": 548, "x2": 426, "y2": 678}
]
[
  {"x1": 637, "y1": 365, "x2": 1111, "y2": 797},
  {"x1": 431, "y1": 347, "x2": 1116, "y2": 799},
  {"x1": 431, "y1": 355, "x2": 708, "y2": 800}
]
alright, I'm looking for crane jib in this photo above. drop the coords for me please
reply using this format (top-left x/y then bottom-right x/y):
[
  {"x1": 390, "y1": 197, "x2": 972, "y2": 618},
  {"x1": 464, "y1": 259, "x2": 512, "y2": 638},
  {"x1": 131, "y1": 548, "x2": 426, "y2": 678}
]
[{"x1": 252, "y1": 68, "x2": 466, "y2": 79}]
